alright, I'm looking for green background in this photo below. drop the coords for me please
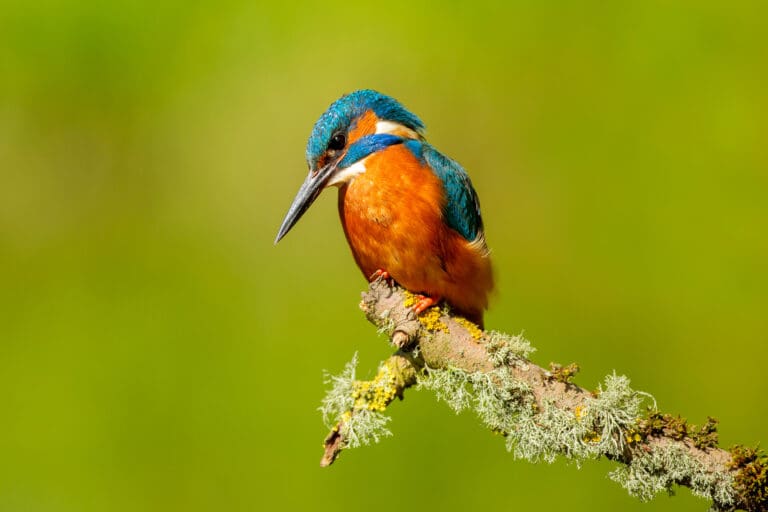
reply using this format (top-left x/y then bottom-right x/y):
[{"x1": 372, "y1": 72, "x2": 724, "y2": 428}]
[{"x1": 1, "y1": 1, "x2": 766, "y2": 510}]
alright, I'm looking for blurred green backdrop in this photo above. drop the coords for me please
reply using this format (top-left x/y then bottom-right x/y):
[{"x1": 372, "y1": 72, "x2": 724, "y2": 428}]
[{"x1": 1, "y1": 1, "x2": 766, "y2": 510}]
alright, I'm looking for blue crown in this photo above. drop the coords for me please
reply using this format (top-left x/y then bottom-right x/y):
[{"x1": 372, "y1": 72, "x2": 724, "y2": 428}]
[{"x1": 306, "y1": 90, "x2": 425, "y2": 168}]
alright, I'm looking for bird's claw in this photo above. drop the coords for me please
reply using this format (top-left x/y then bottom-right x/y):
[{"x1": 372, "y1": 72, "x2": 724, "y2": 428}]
[
  {"x1": 412, "y1": 294, "x2": 441, "y2": 315},
  {"x1": 369, "y1": 269, "x2": 393, "y2": 284}
]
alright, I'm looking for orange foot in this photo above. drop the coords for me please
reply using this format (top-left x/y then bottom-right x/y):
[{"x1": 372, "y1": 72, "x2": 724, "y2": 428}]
[
  {"x1": 412, "y1": 294, "x2": 442, "y2": 315},
  {"x1": 369, "y1": 269, "x2": 393, "y2": 284}
]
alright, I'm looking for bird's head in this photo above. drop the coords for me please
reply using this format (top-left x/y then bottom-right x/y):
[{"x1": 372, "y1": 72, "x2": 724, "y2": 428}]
[{"x1": 275, "y1": 89, "x2": 424, "y2": 243}]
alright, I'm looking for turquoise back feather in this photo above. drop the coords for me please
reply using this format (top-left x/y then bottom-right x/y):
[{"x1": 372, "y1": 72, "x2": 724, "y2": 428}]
[{"x1": 404, "y1": 140, "x2": 484, "y2": 242}]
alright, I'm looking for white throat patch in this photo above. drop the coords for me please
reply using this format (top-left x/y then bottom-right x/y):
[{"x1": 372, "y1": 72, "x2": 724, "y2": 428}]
[{"x1": 326, "y1": 158, "x2": 367, "y2": 188}]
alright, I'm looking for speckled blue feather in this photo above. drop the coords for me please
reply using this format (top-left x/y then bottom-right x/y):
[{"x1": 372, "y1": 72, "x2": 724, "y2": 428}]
[
  {"x1": 405, "y1": 140, "x2": 483, "y2": 241},
  {"x1": 306, "y1": 90, "x2": 424, "y2": 169}
]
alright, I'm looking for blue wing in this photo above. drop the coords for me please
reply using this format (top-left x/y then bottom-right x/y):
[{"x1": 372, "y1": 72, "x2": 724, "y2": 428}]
[{"x1": 405, "y1": 140, "x2": 484, "y2": 242}]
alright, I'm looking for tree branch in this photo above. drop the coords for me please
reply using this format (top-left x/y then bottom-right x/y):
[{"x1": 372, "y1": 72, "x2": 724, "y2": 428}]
[{"x1": 318, "y1": 280, "x2": 766, "y2": 511}]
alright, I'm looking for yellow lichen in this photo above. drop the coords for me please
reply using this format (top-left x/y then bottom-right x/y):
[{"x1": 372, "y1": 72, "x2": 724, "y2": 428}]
[
  {"x1": 548, "y1": 362, "x2": 580, "y2": 384},
  {"x1": 574, "y1": 405, "x2": 583, "y2": 422},
  {"x1": 455, "y1": 316, "x2": 483, "y2": 339},
  {"x1": 352, "y1": 363, "x2": 399, "y2": 412},
  {"x1": 402, "y1": 290, "x2": 417, "y2": 308},
  {"x1": 334, "y1": 411, "x2": 353, "y2": 430},
  {"x1": 400, "y1": 290, "x2": 449, "y2": 332},
  {"x1": 624, "y1": 428, "x2": 642, "y2": 444},
  {"x1": 417, "y1": 307, "x2": 449, "y2": 332},
  {"x1": 584, "y1": 431, "x2": 602, "y2": 444}
]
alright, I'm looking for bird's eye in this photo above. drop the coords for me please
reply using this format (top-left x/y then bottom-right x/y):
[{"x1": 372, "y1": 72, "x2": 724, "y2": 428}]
[{"x1": 328, "y1": 132, "x2": 346, "y2": 151}]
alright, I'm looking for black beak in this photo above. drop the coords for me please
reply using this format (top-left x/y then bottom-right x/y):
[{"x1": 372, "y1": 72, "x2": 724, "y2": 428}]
[{"x1": 274, "y1": 163, "x2": 336, "y2": 243}]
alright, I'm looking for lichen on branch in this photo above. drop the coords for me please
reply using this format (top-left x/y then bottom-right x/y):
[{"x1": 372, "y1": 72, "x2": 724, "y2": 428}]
[
  {"x1": 319, "y1": 351, "x2": 418, "y2": 467},
  {"x1": 316, "y1": 280, "x2": 765, "y2": 511}
]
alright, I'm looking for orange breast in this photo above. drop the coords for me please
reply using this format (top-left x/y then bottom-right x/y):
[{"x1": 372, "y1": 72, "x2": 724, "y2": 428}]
[{"x1": 338, "y1": 144, "x2": 493, "y2": 326}]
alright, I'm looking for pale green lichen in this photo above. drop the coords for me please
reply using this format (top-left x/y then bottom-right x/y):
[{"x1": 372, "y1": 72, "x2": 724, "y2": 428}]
[
  {"x1": 419, "y1": 364, "x2": 604, "y2": 465},
  {"x1": 375, "y1": 310, "x2": 396, "y2": 337},
  {"x1": 509, "y1": 373, "x2": 654, "y2": 465},
  {"x1": 418, "y1": 362, "x2": 734, "y2": 507},
  {"x1": 319, "y1": 354, "x2": 393, "y2": 449},
  {"x1": 321, "y1": 319, "x2": 737, "y2": 509},
  {"x1": 582, "y1": 373, "x2": 655, "y2": 457},
  {"x1": 341, "y1": 409, "x2": 392, "y2": 448},
  {"x1": 507, "y1": 399, "x2": 583, "y2": 463},
  {"x1": 486, "y1": 330, "x2": 535, "y2": 365},
  {"x1": 471, "y1": 367, "x2": 533, "y2": 433},
  {"x1": 418, "y1": 364, "x2": 658, "y2": 471},
  {"x1": 319, "y1": 354, "x2": 358, "y2": 427},
  {"x1": 416, "y1": 366, "x2": 476, "y2": 413},
  {"x1": 418, "y1": 365, "x2": 533, "y2": 435},
  {"x1": 609, "y1": 443, "x2": 734, "y2": 506}
]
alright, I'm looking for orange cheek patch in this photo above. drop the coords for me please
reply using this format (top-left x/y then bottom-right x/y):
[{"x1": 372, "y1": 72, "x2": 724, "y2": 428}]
[
  {"x1": 347, "y1": 110, "x2": 379, "y2": 144},
  {"x1": 315, "y1": 153, "x2": 329, "y2": 171}
]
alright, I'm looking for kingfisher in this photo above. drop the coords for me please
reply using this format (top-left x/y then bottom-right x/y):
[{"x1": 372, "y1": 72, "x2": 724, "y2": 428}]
[{"x1": 275, "y1": 90, "x2": 493, "y2": 328}]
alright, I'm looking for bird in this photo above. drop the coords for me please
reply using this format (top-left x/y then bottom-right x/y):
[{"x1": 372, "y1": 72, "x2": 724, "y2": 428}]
[{"x1": 275, "y1": 90, "x2": 493, "y2": 328}]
